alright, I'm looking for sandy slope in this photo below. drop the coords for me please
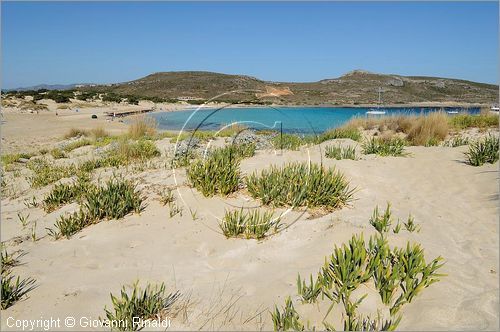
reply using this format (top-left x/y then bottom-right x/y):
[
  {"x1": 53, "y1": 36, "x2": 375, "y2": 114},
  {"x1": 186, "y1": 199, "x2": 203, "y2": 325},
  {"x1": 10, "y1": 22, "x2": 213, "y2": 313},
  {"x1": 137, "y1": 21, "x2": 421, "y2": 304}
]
[{"x1": 0, "y1": 128, "x2": 498, "y2": 331}]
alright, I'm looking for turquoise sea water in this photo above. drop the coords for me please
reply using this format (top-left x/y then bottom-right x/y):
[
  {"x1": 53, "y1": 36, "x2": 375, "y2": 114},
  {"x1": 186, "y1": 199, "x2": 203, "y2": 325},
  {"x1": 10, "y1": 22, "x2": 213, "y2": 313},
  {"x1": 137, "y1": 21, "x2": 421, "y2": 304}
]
[{"x1": 150, "y1": 106, "x2": 480, "y2": 134}]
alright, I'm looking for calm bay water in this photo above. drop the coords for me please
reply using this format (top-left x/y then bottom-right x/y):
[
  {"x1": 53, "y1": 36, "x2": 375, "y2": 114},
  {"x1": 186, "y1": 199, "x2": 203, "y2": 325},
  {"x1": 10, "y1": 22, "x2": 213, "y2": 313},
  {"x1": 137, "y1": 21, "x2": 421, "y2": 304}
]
[{"x1": 150, "y1": 106, "x2": 480, "y2": 134}]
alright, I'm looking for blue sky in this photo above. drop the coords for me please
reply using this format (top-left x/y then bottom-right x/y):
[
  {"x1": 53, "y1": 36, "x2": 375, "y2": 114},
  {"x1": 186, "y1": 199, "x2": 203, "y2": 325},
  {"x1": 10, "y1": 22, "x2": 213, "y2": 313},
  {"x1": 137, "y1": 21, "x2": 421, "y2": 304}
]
[{"x1": 2, "y1": 1, "x2": 498, "y2": 88}]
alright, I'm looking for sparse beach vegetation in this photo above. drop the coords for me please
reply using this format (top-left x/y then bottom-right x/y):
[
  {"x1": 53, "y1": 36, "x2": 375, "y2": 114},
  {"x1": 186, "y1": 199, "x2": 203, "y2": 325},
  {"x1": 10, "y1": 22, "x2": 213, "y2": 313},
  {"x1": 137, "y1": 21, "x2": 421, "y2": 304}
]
[
  {"x1": 219, "y1": 209, "x2": 280, "y2": 239},
  {"x1": 325, "y1": 144, "x2": 357, "y2": 160},
  {"x1": 246, "y1": 162, "x2": 354, "y2": 210},
  {"x1": 47, "y1": 176, "x2": 143, "y2": 239},
  {"x1": 362, "y1": 137, "x2": 407, "y2": 156},
  {"x1": 465, "y1": 134, "x2": 499, "y2": 166},
  {"x1": 279, "y1": 222, "x2": 444, "y2": 330},
  {"x1": 104, "y1": 281, "x2": 180, "y2": 331}
]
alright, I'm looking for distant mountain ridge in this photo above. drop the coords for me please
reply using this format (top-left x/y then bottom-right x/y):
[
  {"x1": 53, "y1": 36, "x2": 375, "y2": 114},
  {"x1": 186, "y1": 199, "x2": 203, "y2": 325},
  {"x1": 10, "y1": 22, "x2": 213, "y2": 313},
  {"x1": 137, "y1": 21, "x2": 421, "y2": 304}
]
[
  {"x1": 83, "y1": 70, "x2": 498, "y2": 105},
  {"x1": 10, "y1": 70, "x2": 499, "y2": 105},
  {"x1": 6, "y1": 83, "x2": 94, "y2": 92}
]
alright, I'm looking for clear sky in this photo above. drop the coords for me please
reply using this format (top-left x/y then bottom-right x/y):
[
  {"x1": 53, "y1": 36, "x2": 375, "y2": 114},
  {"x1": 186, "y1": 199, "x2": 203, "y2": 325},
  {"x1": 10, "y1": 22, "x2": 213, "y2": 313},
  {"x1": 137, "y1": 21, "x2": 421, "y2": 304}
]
[{"x1": 1, "y1": 1, "x2": 498, "y2": 89}]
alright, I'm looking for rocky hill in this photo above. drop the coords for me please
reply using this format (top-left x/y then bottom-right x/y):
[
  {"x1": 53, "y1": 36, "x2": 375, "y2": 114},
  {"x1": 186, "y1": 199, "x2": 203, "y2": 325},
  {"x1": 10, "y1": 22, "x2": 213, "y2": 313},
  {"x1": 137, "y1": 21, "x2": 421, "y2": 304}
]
[{"x1": 82, "y1": 70, "x2": 499, "y2": 105}]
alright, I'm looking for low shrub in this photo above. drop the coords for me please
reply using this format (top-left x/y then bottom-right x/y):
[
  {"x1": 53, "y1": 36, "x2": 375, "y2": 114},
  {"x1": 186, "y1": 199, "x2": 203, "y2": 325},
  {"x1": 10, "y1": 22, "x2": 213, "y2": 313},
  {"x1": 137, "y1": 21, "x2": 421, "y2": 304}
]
[
  {"x1": 27, "y1": 159, "x2": 75, "y2": 188},
  {"x1": 220, "y1": 209, "x2": 280, "y2": 239},
  {"x1": 464, "y1": 135, "x2": 499, "y2": 166},
  {"x1": 246, "y1": 162, "x2": 354, "y2": 210},
  {"x1": 325, "y1": 145, "x2": 356, "y2": 160},
  {"x1": 450, "y1": 113, "x2": 499, "y2": 130},
  {"x1": 362, "y1": 137, "x2": 407, "y2": 156},
  {"x1": 104, "y1": 281, "x2": 180, "y2": 331}
]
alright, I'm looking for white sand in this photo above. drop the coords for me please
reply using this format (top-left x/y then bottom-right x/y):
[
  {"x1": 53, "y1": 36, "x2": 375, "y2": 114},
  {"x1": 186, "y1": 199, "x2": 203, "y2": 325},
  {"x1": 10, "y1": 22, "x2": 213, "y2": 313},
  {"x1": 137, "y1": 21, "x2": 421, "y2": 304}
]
[{"x1": 0, "y1": 108, "x2": 498, "y2": 330}]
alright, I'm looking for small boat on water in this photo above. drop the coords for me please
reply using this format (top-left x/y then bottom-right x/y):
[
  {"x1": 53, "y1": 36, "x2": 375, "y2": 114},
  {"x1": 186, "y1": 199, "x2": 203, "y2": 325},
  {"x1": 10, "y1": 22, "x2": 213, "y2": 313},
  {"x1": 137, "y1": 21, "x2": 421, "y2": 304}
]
[
  {"x1": 367, "y1": 87, "x2": 386, "y2": 115},
  {"x1": 367, "y1": 110, "x2": 386, "y2": 115},
  {"x1": 447, "y1": 110, "x2": 459, "y2": 114}
]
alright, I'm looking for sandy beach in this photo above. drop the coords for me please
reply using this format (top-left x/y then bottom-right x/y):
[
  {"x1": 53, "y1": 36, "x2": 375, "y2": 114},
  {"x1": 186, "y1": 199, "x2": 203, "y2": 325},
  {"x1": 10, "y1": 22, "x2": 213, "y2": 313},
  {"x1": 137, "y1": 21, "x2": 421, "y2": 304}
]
[{"x1": 0, "y1": 102, "x2": 498, "y2": 330}]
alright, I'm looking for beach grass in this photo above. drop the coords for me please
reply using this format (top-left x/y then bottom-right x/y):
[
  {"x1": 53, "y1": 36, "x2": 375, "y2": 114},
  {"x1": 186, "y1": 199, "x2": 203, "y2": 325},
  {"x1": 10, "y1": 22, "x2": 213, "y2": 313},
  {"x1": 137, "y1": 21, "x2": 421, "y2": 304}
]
[
  {"x1": 1, "y1": 273, "x2": 36, "y2": 309},
  {"x1": 43, "y1": 173, "x2": 92, "y2": 212},
  {"x1": 1, "y1": 152, "x2": 36, "y2": 166},
  {"x1": 187, "y1": 146, "x2": 241, "y2": 197},
  {"x1": 104, "y1": 281, "x2": 180, "y2": 331},
  {"x1": 464, "y1": 134, "x2": 499, "y2": 166},
  {"x1": 245, "y1": 162, "x2": 354, "y2": 210},
  {"x1": 449, "y1": 113, "x2": 499, "y2": 130},
  {"x1": 27, "y1": 159, "x2": 76, "y2": 188},
  {"x1": 50, "y1": 148, "x2": 67, "y2": 159},
  {"x1": 219, "y1": 209, "x2": 280, "y2": 239},
  {"x1": 128, "y1": 115, "x2": 158, "y2": 140},
  {"x1": 47, "y1": 176, "x2": 143, "y2": 239},
  {"x1": 325, "y1": 144, "x2": 357, "y2": 160},
  {"x1": 362, "y1": 137, "x2": 407, "y2": 156}
]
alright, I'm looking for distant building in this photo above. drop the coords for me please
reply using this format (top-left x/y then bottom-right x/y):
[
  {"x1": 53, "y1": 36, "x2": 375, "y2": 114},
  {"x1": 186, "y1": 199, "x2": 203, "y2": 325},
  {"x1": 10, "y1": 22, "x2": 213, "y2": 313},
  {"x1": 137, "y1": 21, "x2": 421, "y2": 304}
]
[{"x1": 177, "y1": 96, "x2": 202, "y2": 101}]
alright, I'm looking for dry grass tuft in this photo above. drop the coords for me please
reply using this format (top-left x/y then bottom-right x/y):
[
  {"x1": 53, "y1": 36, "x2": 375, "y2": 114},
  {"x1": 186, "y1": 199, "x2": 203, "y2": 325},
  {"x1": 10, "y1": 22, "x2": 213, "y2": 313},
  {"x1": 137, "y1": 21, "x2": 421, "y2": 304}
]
[
  {"x1": 128, "y1": 115, "x2": 157, "y2": 139},
  {"x1": 406, "y1": 112, "x2": 449, "y2": 146}
]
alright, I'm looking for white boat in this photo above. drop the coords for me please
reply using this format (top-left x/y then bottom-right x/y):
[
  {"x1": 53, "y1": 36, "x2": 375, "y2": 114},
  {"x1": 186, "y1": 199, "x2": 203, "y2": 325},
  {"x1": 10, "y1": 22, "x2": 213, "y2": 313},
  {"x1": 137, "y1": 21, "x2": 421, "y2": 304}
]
[
  {"x1": 367, "y1": 87, "x2": 386, "y2": 115},
  {"x1": 367, "y1": 110, "x2": 386, "y2": 115},
  {"x1": 491, "y1": 105, "x2": 499, "y2": 112},
  {"x1": 447, "y1": 110, "x2": 459, "y2": 114}
]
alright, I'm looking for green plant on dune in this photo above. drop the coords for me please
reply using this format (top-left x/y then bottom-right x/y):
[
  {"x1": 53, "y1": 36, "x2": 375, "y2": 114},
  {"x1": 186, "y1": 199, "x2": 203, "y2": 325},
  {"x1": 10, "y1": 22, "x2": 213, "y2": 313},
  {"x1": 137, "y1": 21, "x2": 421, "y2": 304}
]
[
  {"x1": 403, "y1": 214, "x2": 420, "y2": 233},
  {"x1": 445, "y1": 136, "x2": 470, "y2": 147},
  {"x1": 296, "y1": 273, "x2": 323, "y2": 304},
  {"x1": 369, "y1": 203, "x2": 393, "y2": 234},
  {"x1": 27, "y1": 159, "x2": 75, "y2": 188},
  {"x1": 271, "y1": 134, "x2": 307, "y2": 150},
  {"x1": 317, "y1": 127, "x2": 362, "y2": 143},
  {"x1": 449, "y1": 113, "x2": 499, "y2": 130},
  {"x1": 1, "y1": 152, "x2": 36, "y2": 166},
  {"x1": 271, "y1": 296, "x2": 305, "y2": 331},
  {"x1": 390, "y1": 243, "x2": 444, "y2": 315},
  {"x1": 219, "y1": 209, "x2": 280, "y2": 239},
  {"x1": 362, "y1": 137, "x2": 407, "y2": 157},
  {"x1": 274, "y1": 204, "x2": 445, "y2": 331},
  {"x1": 246, "y1": 162, "x2": 354, "y2": 210},
  {"x1": 187, "y1": 145, "x2": 243, "y2": 197},
  {"x1": 1, "y1": 248, "x2": 36, "y2": 310},
  {"x1": 50, "y1": 148, "x2": 67, "y2": 159},
  {"x1": 62, "y1": 138, "x2": 92, "y2": 152},
  {"x1": 47, "y1": 176, "x2": 143, "y2": 239},
  {"x1": 1, "y1": 273, "x2": 36, "y2": 309},
  {"x1": 325, "y1": 144, "x2": 357, "y2": 160},
  {"x1": 43, "y1": 173, "x2": 93, "y2": 212},
  {"x1": 104, "y1": 281, "x2": 180, "y2": 331},
  {"x1": 464, "y1": 134, "x2": 499, "y2": 166}
]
